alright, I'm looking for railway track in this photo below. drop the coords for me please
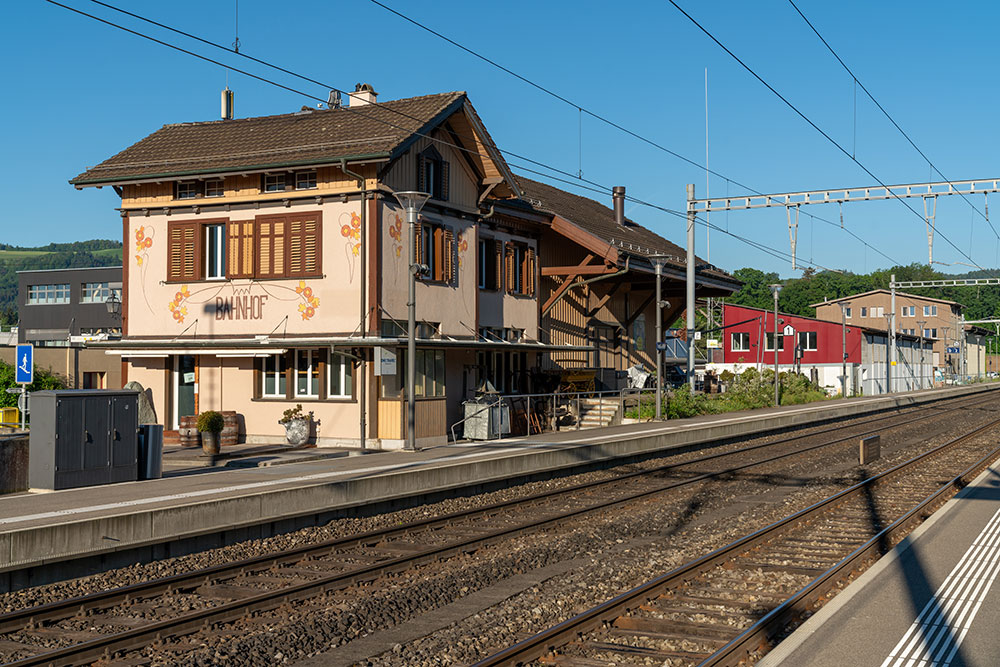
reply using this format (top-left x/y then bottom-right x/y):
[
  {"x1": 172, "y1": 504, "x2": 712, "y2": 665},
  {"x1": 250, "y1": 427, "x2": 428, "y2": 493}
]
[
  {"x1": 0, "y1": 393, "x2": 994, "y2": 666},
  {"x1": 473, "y1": 417, "x2": 1000, "y2": 666}
]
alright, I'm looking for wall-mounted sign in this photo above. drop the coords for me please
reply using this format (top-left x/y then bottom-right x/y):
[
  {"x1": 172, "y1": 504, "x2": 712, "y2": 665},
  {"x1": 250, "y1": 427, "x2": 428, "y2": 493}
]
[
  {"x1": 783, "y1": 324, "x2": 795, "y2": 337},
  {"x1": 706, "y1": 338, "x2": 721, "y2": 349},
  {"x1": 375, "y1": 347, "x2": 397, "y2": 376}
]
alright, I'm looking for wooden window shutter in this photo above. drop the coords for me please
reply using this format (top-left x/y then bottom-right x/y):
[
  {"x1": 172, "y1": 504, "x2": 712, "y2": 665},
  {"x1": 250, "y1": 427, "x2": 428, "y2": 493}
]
[
  {"x1": 417, "y1": 154, "x2": 427, "y2": 193},
  {"x1": 443, "y1": 228, "x2": 456, "y2": 285},
  {"x1": 440, "y1": 161, "x2": 450, "y2": 201},
  {"x1": 526, "y1": 248, "x2": 536, "y2": 297},
  {"x1": 167, "y1": 222, "x2": 199, "y2": 281},
  {"x1": 504, "y1": 243, "x2": 515, "y2": 293},
  {"x1": 257, "y1": 217, "x2": 287, "y2": 279},
  {"x1": 414, "y1": 221, "x2": 424, "y2": 268},
  {"x1": 227, "y1": 221, "x2": 255, "y2": 278},
  {"x1": 433, "y1": 227, "x2": 445, "y2": 281},
  {"x1": 494, "y1": 239, "x2": 503, "y2": 290},
  {"x1": 288, "y1": 214, "x2": 322, "y2": 277}
]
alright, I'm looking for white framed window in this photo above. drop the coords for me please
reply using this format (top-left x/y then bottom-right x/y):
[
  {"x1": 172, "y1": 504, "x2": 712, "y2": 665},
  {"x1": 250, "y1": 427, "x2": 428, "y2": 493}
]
[
  {"x1": 731, "y1": 332, "x2": 750, "y2": 351},
  {"x1": 205, "y1": 224, "x2": 226, "y2": 280},
  {"x1": 764, "y1": 333, "x2": 785, "y2": 351},
  {"x1": 901, "y1": 306, "x2": 915, "y2": 317},
  {"x1": 262, "y1": 354, "x2": 287, "y2": 398},
  {"x1": 844, "y1": 307, "x2": 852, "y2": 318},
  {"x1": 81, "y1": 282, "x2": 110, "y2": 303},
  {"x1": 923, "y1": 328, "x2": 938, "y2": 339},
  {"x1": 205, "y1": 179, "x2": 224, "y2": 197},
  {"x1": 923, "y1": 305, "x2": 938, "y2": 316},
  {"x1": 328, "y1": 352, "x2": 353, "y2": 398},
  {"x1": 295, "y1": 170, "x2": 317, "y2": 190},
  {"x1": 296, "y1": 349, "x2": 320, "y2": 398},
  {"x1": 263, "y1": 173, "x2": 286, "y2": 193},
  {"x1": 861, "y1": 307, "x2": 867, "y2": 317},
  {"x1": 176, "y1": 181, "x2": 199, "y2": 199},
  {"x1": 798, "y1": 331, "x2": 817, "y2": 351},
  {"x1": 872, "y1": 306, "x2": 885, "y2": 318},
  {"x1": 27, "y1": 283, "x2": 70, "y2": 304}
]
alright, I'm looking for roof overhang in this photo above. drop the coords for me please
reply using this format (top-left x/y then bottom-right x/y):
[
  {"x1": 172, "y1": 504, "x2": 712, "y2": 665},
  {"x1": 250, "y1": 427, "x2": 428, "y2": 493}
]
[{"x1": 94, "y1": 336, "x2": 593, "y2": 353}]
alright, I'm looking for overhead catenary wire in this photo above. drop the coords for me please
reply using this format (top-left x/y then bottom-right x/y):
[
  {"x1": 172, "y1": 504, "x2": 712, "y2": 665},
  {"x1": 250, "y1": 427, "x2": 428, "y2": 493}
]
[
  {"x1": 365, "y1": 0, "x2": 899, "y2": 268},
  {"x1": 52, "y1": 0, "x2": 857, "y2": 274},
  {"x1": 666, "y1": 0, "x2": 985, "y2": 271},
  {"x1": 786, "y1": 0, "x2": 1000, "y2": 242}
]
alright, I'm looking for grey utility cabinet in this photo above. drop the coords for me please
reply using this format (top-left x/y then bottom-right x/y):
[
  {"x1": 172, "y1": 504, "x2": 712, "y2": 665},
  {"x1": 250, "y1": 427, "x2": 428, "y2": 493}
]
[{"x1": 29, "y1": 390, "x2": 139, "y2": 490}]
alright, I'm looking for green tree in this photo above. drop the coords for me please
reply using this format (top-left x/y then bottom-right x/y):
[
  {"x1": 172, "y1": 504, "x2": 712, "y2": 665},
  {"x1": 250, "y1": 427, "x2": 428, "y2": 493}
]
[{"x1": 0, "y1": 359, "x2": 64, "y2": 408}]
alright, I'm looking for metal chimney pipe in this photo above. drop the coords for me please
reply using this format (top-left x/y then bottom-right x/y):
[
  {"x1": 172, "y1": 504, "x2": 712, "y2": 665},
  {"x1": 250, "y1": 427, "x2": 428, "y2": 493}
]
[{"x1": 613, "y1": 186, "x2": 626, "y2": 226}]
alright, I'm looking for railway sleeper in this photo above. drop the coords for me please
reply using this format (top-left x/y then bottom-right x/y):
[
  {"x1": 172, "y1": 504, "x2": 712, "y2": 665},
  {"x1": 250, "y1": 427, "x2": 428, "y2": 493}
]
[
  {"x1": 571, "y1": 639, "x2": 714, "y2": 660},
  {"x1": 663, "y1": 593, "x2": 778, "y2": 612},
  {"x1": 735, "y1": 562, "x2": 830, "y2": 576},
  {"x1": 639, "y1": 601, "x2": 759, "y2": 623},
  {"x1": 613, "y1": 615, "x2": 740, "y2": 641}
]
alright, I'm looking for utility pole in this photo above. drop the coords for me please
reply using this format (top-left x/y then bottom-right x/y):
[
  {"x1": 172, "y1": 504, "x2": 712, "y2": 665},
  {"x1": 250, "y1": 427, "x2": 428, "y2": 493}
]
[
  {"x1": 770, "y1": 283, "x2": 782, "y2": 406},
  {"x1": 917, "y1": 319, "x2": 927, "y2": 390},
  {"x1": 889, "y1": 274, "x2": 896, "y2": 393},
  {"x1": 686, "y1": 184, "x2": 696, "y2": 391},
  {"x1": 840, "y1": 301, "x2": 851, "y2": 397},
  {"x1": 959, "y1": 314, "x2": 966, "y2": 383}
]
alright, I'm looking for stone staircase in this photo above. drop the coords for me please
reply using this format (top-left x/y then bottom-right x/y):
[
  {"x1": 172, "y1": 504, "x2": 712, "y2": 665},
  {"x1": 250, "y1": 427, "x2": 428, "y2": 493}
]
[{"x1": 576, "y1": 397, "x2": 620, "y2": 429}]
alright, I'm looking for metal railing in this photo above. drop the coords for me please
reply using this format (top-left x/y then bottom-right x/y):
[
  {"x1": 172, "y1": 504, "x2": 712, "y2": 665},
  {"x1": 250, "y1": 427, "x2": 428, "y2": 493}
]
[{"x1": 450, "y1": 387, "x2": 662, "y2": 441}]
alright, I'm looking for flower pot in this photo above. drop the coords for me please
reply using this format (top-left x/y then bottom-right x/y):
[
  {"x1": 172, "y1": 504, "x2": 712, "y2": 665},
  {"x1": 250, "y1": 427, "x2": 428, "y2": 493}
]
[
  {"x1": 283, "y1": 418, "x2": 310, "y2": 446},
  {"x1": 201, "y1": 431, "x2": 221, "y2": 456}
]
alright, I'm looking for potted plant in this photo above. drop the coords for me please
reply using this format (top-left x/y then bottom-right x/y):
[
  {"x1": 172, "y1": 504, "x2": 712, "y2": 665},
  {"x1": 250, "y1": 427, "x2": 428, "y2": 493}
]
[
  {"x1": 278, "y1": 404, "x2": 314, "y2": 446},
  {"x1": 196, "y1": 410, "x2": 225, "y2": 456}
]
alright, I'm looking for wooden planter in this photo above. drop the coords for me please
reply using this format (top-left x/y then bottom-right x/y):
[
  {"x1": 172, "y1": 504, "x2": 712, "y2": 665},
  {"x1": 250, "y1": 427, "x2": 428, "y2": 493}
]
[{"x1": 178, "y1": 415, "x2": 200, "y2": 448}]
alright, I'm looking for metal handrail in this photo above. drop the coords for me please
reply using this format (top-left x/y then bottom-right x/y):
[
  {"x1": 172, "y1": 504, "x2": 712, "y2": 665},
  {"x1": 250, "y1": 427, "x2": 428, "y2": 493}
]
[{"x1": 449, "y1": 394, "x2": 504, "y2": 443}]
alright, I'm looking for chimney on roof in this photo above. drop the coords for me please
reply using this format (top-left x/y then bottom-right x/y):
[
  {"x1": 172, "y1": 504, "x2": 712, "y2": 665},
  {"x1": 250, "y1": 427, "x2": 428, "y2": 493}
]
[
  {"x1": 352, "y1": 83, "x2": 378, "y2": 107},
  {"x1": 613, "y1": 186, "x2": 626, "y2": 226}
]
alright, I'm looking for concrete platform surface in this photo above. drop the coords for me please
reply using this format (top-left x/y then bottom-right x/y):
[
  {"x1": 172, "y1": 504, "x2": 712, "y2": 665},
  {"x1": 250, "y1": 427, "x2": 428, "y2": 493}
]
[
  {"x1": 0, "y1": 382, "x2": 996, "y2": 580},
  {"x1": 761, "y1": 456, "x2": 1000, "y2": 666}
]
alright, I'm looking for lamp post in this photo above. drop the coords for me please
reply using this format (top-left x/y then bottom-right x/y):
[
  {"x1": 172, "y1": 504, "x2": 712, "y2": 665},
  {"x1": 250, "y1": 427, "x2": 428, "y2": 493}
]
[
  {"x1": 394, "y1": 191, "x2": 430, "y2": 451},
  {"x1": 839, "y1": 301, "x2": 851, "y2": 397},
  {"x1": 916, "y1": 320, "x2": 926, "y2": 389},
  {"x1": 769, "y1": 284, "x2": 782, "y2": 406}
]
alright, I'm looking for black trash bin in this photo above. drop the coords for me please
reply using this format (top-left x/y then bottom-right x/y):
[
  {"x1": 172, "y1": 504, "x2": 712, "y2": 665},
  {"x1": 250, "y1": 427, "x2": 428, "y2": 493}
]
[{"x1": 137, "y1": 424, "x2": 163, "y2": 480}]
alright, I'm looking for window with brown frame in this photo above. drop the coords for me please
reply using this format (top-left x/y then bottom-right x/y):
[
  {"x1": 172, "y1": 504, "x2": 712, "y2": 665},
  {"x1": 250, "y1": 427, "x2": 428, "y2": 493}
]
[
  {"x1": 504, "y1": 242, "x2": 536, "y2": 296},
  {"x1": 414, "y1": 220, "x2": 456, "y2": 285},
  {"x1": 417, "y1": 147, "x2": 449, "y2": 201},
  {"x1": 478, "y1": 237, "x2": 500, "y2": 290}
]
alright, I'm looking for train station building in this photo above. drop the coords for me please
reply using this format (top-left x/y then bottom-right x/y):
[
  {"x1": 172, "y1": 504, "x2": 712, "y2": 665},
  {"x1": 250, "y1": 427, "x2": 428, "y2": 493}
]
[{"x1": 71, "y1": 86, "x2": 737, "y2": 448}]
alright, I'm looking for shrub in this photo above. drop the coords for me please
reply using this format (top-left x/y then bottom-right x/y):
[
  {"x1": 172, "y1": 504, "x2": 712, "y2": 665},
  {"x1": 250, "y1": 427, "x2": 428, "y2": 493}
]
[
  {"x1": 278, "y1": 404, "x2": 314, "y2": 425},
  {"x1": 196, "y1": 410, "x2": 225, "y2": 433}
]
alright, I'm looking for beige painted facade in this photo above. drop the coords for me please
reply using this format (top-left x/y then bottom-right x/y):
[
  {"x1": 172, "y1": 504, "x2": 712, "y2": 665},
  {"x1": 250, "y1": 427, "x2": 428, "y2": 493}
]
[{"x1": 814, "y1": 291, "x2": 962, "y2": 369}]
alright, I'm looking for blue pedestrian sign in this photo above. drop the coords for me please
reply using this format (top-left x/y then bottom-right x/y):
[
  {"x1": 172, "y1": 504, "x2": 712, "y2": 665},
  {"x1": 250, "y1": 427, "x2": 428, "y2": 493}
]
[
  {"x1": 946, "y1": 346, "x2": 960, "y2": 354},
  {"x1": 15, "y1": 344, "x2": 33, "y2": 385}
]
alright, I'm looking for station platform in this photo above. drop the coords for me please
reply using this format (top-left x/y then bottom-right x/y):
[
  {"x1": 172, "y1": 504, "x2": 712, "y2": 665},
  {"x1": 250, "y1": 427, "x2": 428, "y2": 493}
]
[
  {"x1": 761, "y1": 446, "x2": 1000, "y2": 666},
  {"x1": 1, "y1": 382, "x2": 997, "y2": 592}
]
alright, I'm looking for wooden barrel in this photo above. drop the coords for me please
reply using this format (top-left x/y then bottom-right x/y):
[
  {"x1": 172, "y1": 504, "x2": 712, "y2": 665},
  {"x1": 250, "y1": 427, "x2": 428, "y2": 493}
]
[
  {"x1": 220, "y1": 411, "x2": 239, "y2": 447},
  {"x1": 179, "y1": 415, "x2": 200, "y2": 448}
]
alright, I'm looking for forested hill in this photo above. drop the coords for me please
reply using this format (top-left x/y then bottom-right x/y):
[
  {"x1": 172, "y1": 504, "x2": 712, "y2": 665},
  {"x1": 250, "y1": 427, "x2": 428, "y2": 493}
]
[
  {"x1": 0, "y1": 240, "x2": 123, "y2": 324},
  {"x1": 727, "y1": 263, "x2": 1000, "y2": 322}
]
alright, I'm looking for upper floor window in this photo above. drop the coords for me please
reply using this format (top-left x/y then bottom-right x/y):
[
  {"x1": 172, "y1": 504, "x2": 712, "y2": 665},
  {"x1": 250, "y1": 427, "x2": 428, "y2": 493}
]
[
  {"x1": 295, "y1": 171, "x2": 317, "y2": 190},
  {"x1": 844, "y1": 306, "x2": 852, "y2": 318},
  {"x1": 923, "y1": 304, "x2": 938, "y2": 316},
  {"x1": 167, "y1": 214, "x2": 321, "y2": 282},
  {"x1": 798, "y1": 331, "x2": 818, "y2": 351},
  {"x1": 27, "y1": 283, "x2": 70, "y2": 305},
  {"x1": 205, "y1": 224, "x2": 226, "y2": 280},
  {"x1": 415, "y1": 221, "x2": 456, "y2": 284},
  {"x1": 176, "y1": 181, "x2": 199, "y2": 200},
  {"x1": 479, "y1": 238, "x2": 500, "y2": 290},
  {"x1": 731, "y1": 331, "x2": 750, "y2": 351},
  {"x1": 417, "y1": 147, "x2": 449, "y2": 201},
  {"x1": 901, "y1": 305, "x2": 915, "y2": 317},
  {"x1": 263, "y1": 173, "x2": 287, "y2": 193},
  {"x1": 81, "y1": 282, "x2": 119, "y2": 303},
  {"x1": 204, "y1": 179, "x2": 224, "y2": 197},
  {"x1": 861, "y1": 307, "x2": 867, "y2": 317},
  {"x1": 504, "y1": 242, "x2": 536, "y2": 296},
  {"x1": 924, "y1": 328, "x2": 938, "y2": 339}
]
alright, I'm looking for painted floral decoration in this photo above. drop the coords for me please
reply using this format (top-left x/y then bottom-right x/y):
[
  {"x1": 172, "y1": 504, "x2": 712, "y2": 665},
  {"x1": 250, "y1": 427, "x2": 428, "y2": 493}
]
[
  {"x1": 388, "y1": 213, "x2": 403, "y2": 258},
  {"x1": 134, "y1": 225, "x2": 153, "y2": 266},
  {"x1": 457, "y1": 233, "x2": 469, "y2": 268},
  {"x1": 168, "y1": 285, "x2": 190, "y2": 324},
  {"x1": 295, "y1": 280, "x2": 320, "y2": 320},
  {"x1": 340, "y1": 211, "x2": 362, "y2": 256}
]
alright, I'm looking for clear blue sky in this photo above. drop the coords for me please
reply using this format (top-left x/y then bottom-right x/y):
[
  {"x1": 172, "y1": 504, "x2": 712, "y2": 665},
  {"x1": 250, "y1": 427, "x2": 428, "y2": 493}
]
[{"x1": 4, "y1": 0, "x2": 999, "y2": 278}]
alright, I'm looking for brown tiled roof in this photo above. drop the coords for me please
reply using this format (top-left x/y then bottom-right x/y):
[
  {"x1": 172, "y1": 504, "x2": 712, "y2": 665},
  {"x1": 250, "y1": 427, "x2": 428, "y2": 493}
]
[
  {"x1": 71, "y1": 92, "x2": 467, "y2": 185},
  {"x1": 513, "y1": 176, "x2": 736, "y2": 283}
]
